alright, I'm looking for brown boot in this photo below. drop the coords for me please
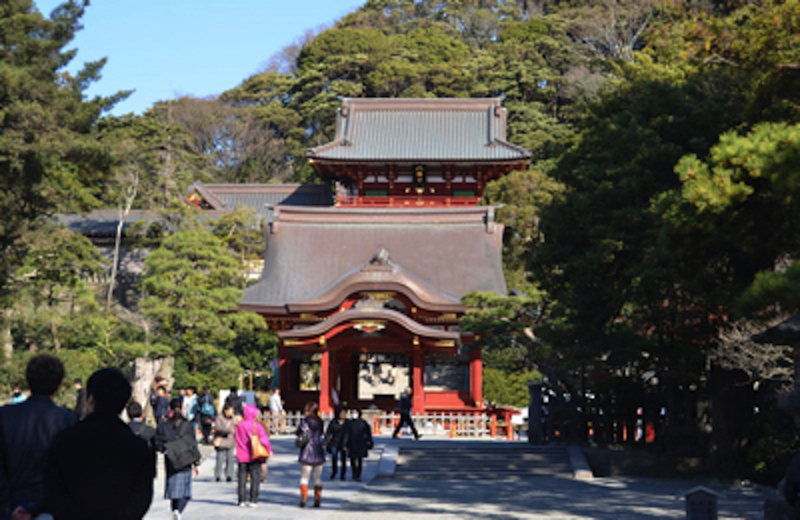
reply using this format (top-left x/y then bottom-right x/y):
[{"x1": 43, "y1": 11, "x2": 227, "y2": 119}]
[
  {"x1": 313, "y1": 486, "x2": 322, "y2": 507},
  {"x1": 299, "y1": 484, "x2": 308, "y2": 508}
]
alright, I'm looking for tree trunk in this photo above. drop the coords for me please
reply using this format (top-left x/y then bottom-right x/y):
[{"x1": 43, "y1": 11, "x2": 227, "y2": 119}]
[
  {"x1": 1, "y1": 308, "x2": 12, "y2": 362},
  {"x1": 107, "y1": 181, "x2": 136, "y2": 308}
]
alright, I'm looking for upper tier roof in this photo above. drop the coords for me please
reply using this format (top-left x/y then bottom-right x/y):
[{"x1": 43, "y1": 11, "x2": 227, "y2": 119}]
[
  {"x1": 307, "y1": 98, "x2": 531, "y2": 163},
  {"x1": 239, "y1": 206, "x2": 507, "y2": 313}
]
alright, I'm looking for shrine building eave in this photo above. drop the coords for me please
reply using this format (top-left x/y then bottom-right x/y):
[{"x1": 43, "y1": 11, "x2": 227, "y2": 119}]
[
  {"x1": 278, "y1": 307, "x2": 461, "y2": 349},
  {"x1": 239, "y1": 206, "x2": 508, "y2": 311}
]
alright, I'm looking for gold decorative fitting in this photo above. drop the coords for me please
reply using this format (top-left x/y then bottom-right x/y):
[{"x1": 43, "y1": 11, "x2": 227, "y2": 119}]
[
  {"x1": 319, "y1": 336, "x2": 326, "y2": 345},
  {"x1": 360, "y1": 292, "x2": 395, "y2": 302},
  {"x1": 299, "y1": 313, "x2": 324, "y2": 321},
  {"x1": 440, "y1": 313, "x2": 457, "y2": 320},
  {"x1": 283, "y1": 339, "x2": 304, "y2": 347},
  {"x1": 353, "y1": 320, "x2": 387, "y2": 334},
  {"x1": 411, "y1": 307, "x2": 417, "y2": 313},
  {"x1": 413, "y1": 336, "x2": 420, "y2": 346},
  {"x1": 434, "y1": 340, "x2": 456, "y2": 348}
]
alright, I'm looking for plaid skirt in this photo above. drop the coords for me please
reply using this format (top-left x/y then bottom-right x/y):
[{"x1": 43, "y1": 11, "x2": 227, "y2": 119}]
[{"x1": 164, "y1": 468, "x2": 192, "y2": 499}]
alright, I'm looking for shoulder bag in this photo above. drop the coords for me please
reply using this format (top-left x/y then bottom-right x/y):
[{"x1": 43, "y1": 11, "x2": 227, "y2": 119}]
[
  {"x1": 251, "y1": 422, "x2": 271, "y2": 461},
  {"x1": 295, "y1": 421, "x2": 310, "y2": 449},
  {"x1": 164, "y1": 424, "x2": 201, "y2": 471}
]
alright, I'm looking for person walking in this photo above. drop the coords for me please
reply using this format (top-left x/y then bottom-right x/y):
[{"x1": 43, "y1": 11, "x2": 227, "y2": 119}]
[
  {"x1": 155, "y1": 398, "x2": 200, "y2": 520},
  {"x1": 345, "y1": 409, "x2": 373, "y2": 482},
  {"x1": 183, "y1": 386, "x2": 198, "y2": 437},
  {"x1": 128, "y1": 401, "x2": 156, "y2": 448},
  {"x1": 392, "y1": 387, "x2": 421, "y2": 440},
  {"x1": 151, "y1": 385, "x2": 170, "y2": 425},
  {"x1": 198, "y1": 386, "x2": 216, "y2": 445},
  {"x1": 234, "y1": 404, "x2": 272, "y2": 507},
  {"x1": 297, "y1": 401, "x2": 326, "y2": 508},
  {"x1": 323, "y1": 408, "x2": 349, "y2": 480},
  {"x1": 268, "y1": 388, "x2": 284, "y2": 434},
  {"x1": 212, "y1": 405, "x2": 236, "y2": 482},
  {"x1": 0, "y1": 355, "x2": 76, "y2": 520},
  {"x1": 43, "y1": 368, "x2": 155, "y2": 520},
  {"x1": 224, "y1": 386, "x2": 244, "y2": 418}
]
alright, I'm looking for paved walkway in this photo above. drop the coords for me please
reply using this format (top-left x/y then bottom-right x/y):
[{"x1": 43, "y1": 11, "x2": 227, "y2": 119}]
[
  {"x1": 145, "y1": 436, "x2": 385, "y2": 519},
  {"x1": 144, "y1": 437, "x2": 768, "y2": 519}
]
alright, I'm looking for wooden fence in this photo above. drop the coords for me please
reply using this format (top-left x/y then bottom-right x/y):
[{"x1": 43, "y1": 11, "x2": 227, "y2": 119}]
[{"x1": 268, "y1": 410, "x2": 516, "y2": 439}]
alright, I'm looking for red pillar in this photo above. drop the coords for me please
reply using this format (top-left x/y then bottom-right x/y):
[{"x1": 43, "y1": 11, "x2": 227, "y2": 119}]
[
  {"x1": 340, "y1": 350, "x2": 354, "y2": 405},
  {"x1": 320, "y1": 349, "x2": 331, "y2": 414},
  {"x1": 470, "y1": 348, "x2": 483, "y2": 408},
  {"x1": 279, "y1": 347, "x2": 291, "y2": 398},
  {"x1": 412, "y1": 349, "x2": 425, "y2": 413}
]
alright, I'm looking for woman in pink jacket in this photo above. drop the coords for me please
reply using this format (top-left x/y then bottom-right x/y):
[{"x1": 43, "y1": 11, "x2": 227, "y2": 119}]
[{"x1": 235, "y1": 404, "x2": 273, "y2": 507}]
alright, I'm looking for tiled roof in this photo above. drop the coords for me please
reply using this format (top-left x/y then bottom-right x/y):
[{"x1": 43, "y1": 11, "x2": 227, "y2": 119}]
[
  {"x1": 192, "y1": 183, "x2": 333, "y2": 218},
  {"x1": 239, "y1": 206, "x2": 507, "y2": 312},
  {"x1": 59, "y1": 184, "x2": 334, "y2": 237},
  {"x1": 56, "y1": 210, "x2": 161, "y2": 236},
  {"x1": 307, "y1": 98, "x2": 531, "y2": 163}
]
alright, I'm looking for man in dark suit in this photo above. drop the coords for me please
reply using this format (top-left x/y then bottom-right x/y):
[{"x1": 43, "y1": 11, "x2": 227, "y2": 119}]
[
  {"x1": 44, "y1": 368, "x2": 155, "y2": 520},
  {"x1": 0, "y1": 355, "x2": 76, "y2": 520}
]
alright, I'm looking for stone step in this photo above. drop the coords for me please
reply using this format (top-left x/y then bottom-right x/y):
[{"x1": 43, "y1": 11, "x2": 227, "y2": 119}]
[{"x1": 395, "y1": 444, "x2": 574, "y2": 480}]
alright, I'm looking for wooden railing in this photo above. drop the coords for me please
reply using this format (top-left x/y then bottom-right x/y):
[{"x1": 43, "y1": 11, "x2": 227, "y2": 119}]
[
  {"x1": 336, "y1": 196, "x2": 480, "y2": 207},
  {"x1": 266, "y1": 410, "x2": 516, "y2": 439}
]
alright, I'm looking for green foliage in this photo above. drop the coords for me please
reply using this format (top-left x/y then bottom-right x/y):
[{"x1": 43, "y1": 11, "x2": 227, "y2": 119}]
[
  {"x1": 140, "y1": 226, "x2": 264, "y2": 384},
  {"x1": 483, "y1": 367, "x2": 542, "y2": 408},
  {"x1": 0, "y1": 0, "x2": 126, "y2": 304}
]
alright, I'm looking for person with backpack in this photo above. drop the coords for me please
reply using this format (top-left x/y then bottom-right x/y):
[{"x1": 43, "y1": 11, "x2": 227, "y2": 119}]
[
  {"x1": 198, "y1": 386, "x2": 216, "y2": 445},
  {"x1": 155, "y1": 398, "x2": 200, "y2": 520},
  {"x1": 224, "y1": 386, "x2": 244, "y2": 418}
]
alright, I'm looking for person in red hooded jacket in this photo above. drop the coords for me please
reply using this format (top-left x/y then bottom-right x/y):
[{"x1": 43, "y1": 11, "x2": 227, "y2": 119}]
[{"x1": 235, "y1": 404, "x2": 272, "y2": 507}]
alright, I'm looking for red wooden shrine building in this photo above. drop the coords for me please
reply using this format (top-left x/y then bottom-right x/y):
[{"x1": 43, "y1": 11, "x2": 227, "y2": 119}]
[{"x1": 239, "y1": 98, "x2": 531, "y2": 414}]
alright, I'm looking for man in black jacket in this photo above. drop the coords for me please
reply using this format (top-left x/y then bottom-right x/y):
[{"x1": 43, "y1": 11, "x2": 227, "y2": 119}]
[
  {"x1": 0, "y1": 355, "x2": 76, "y2": 520},
  {"x1": 44, "y1": 368, "x2": 155, "y2": 520},
  {"x1": 392, "y1": 387, "x2": 421, "y2": 440},
  {"x1": 127, "y1": 401, "x2": 156, "y2": 448}
]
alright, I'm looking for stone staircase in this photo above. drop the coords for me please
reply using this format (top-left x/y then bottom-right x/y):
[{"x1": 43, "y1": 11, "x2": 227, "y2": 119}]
[{"x1": 393, "y1": 441, "x2": 575, "y2": 480}]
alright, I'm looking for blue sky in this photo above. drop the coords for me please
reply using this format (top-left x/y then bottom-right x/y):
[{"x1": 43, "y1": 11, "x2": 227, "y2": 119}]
[{"x1": 35, "y1": 0, "x2": 365, "y2": 115}]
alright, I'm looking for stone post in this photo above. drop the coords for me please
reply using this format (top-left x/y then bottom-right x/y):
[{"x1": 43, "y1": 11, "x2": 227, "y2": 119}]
[{"x1": 528, "y1": 381, "x2": 543, "y2": 444}]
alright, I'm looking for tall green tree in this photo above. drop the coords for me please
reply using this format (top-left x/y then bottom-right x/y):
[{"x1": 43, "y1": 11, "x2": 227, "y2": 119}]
[
  {"x1": 0, "y1": 0, "x2": 126, "y2": 358},
  {"x1": 139, "y1": 225, "x2": 264, "y2": 387}
]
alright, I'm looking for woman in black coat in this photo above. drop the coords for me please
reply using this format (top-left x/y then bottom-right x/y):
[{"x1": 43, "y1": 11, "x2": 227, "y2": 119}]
[
  {"x1": 324, "y1": 408, "x2": 349, "y2": 480},
  {"x1": 344, "y1": 409, "x2": 373, "y2": 481},
  {"x1": 155, "y1": 398, "x2": 199, "y2": 519}
]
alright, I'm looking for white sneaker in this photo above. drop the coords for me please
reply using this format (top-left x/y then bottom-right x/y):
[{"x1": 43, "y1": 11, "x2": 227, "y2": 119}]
[
  {"x1": 238, "y1": 502, "x2": 248, "y2": 507},
  {"x1": 171, "y1": 512, "x2": 181, "y2": 520},
  {"x1": 248, "y1": 502, "x2": 258, "y2": 508}
]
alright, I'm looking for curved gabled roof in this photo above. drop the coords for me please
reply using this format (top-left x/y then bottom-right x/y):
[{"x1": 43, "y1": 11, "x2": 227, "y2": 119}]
[
  {"x1": 239, "y1": 206, "x2": 507, "y2": 314},
  {"x1": 278, "y1": 307, "x2": 461, "y2": 345}
]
